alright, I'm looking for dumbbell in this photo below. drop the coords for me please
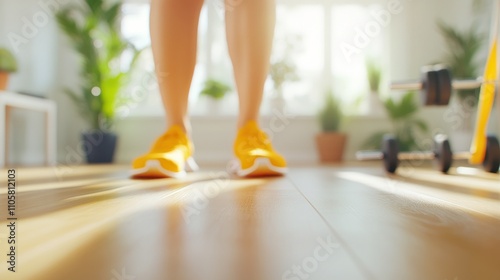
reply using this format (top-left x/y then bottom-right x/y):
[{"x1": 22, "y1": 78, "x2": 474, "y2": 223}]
[
  {"x1": 356, "y1": 134, "x2": 455, "y2": 174},
  {"x1": 391, "y1": 65, "x2": 487, "y2": 106},
  {"x1": 357, "y1": 134, "x2": 500, "y2": 174},
  {"x1": 421, "y1": 65, "x2": 451, "y2": 106}
]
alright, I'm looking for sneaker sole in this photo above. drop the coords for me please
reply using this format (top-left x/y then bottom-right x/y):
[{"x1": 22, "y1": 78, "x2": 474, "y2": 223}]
[
  {"x1": 131, "y1": 157, "x2": 198, "y2": 179},
  {"x1": 235, "y1": 158, "x2": 288, "y2": 177}
]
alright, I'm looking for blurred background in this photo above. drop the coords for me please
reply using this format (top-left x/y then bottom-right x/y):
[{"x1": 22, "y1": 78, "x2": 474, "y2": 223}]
[{"x1": 0, "y1": 0, "x2": 498, "y2": 167}]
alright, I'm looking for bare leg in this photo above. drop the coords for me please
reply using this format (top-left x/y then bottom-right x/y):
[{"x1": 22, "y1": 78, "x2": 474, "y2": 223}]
[
  {"x1": 150, "y1": 0, "x2": 204, "y2": 132},
  {"x1": 225, "y1": 0, "x2": 276, "y2": 128}
]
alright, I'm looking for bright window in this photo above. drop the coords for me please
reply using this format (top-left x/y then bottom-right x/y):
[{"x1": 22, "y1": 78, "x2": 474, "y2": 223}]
[
  {"x1": 331, "y1": 4, "x2": 386, "y2": 114},
  {"x1": 272, "y1": 5, "x2": 325, "y2": 115}
]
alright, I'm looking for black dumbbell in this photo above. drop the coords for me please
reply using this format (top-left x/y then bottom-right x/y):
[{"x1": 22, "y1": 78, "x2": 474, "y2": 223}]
[
  {"x1": 483, "y1": 135, "x2": 500, "y2": 173},
  {"x1": 421, "y1": 66, "x2": 452, "y2": 106},
  {"x1": 433, "y1": 134, "x2": 453, "y2": 173},
  {"x1": 421, "y1": 66, "x2": 439, "y2": 106},
  {"x1": 357, "y1": 134, "x2": 455, "y2": 174},
  {"x1": 392, "y1": 65, "x2": 486, "y2": 107},
  {"x1": 435, "y1": 66, "x2": 452, "y2": 106}
]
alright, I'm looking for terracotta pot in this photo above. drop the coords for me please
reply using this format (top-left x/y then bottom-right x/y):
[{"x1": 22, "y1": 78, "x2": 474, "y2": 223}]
[
  {"x1": 315, "y1": 132, "x2": 347, "y2": 163},
  {"x1": 0, "y1": 71, "x2": 8, "y2": 91}
]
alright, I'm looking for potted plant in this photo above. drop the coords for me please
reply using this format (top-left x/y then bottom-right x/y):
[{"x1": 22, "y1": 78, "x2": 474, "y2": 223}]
[
  {"x1": 269, "y1": 35, "x2": 300, "y2": 112},
  {"x1": 56, "y1": 0, "x2": 142, "y2": 163},
  {"x1": 365, "y1": 59, "x2": 385, "y2": 117},
  {"x1": 438, "y1": 21, "x2": 485, "y2": 150},
  {"x1": 316, "y1": 92, "x2": 347, "y2": 163},
  {"x1": 363, "y1": 91, "x2": 428, "y2": 152},
  {"x1": 438, "y1": 22, "x2": 484, "y2": 107},
  {"x1": 200, "y1": 78, "x2": 231, "y2": 114},
  {"x1": 0, "y1": 48, "x2": 18, "y2": 91}
]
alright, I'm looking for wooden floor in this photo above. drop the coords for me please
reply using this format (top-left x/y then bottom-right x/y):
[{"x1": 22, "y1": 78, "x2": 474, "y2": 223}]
[{"x1": 1, "y1": 163, "x2": 500, "y2": 280}]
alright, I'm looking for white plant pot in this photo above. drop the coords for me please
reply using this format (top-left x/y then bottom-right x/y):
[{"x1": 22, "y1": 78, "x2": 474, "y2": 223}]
[
  {"x1": 204, "y1": 97, "x2": 223, "y2": 115},
  {"x1": 270, "y1": 94, "x2": 286, "y2": 114},
  {"x1": 366, "y1": 91, "x2": 386, "y2": 117},
  {"x1": 269, "y1": 87, "x2": 286, "y2": 114}
]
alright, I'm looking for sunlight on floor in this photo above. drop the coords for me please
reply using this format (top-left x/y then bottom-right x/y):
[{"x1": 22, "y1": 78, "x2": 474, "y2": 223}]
[{"x1": 336, "y1": 171, "x2": 500, "y2": 218}]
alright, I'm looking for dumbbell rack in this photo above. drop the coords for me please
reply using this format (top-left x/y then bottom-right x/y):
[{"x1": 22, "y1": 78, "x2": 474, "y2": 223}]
[{"x1": 357, "y1": 1, "x2": 500, "y2": 174}]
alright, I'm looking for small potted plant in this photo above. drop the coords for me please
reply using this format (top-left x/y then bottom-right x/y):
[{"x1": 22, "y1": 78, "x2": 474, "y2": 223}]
[
  {"x1": 200, "y1": 78, "x2": 231, "y2": 114},
  {"x1": 269, "y1": 35, "x2": 300, "y2": 112},
  {"x1": 316, "y1": 91, "x2": 347, "y2": 163},
  {"x1": 0, "y1": 48, "x2": 18, "y2": 91},
  {"x1": 365, "y1": 59, "x2": 385, "y2": 116}
]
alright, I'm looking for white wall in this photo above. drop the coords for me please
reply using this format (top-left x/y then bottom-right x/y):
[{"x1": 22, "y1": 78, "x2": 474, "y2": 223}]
[
  {"x1": 1, "y1": 0, "x2": 497, "y2": 167},
  {"x1": 0, "y1": 0, "x2": 85, "y2": 166},
  {"x1": 0, "y1": 1, "x2": 5, "y2": 38}
]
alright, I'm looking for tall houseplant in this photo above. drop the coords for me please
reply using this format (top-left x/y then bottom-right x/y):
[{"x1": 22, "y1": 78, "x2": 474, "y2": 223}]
[
  {"x1": 438, "y1": 21, "x2": 485, "y2": 149},
  {"x1": 0, "y1": 48, "x2": 18, "y2": 91},
  {"x1": 56, "y1": 0, "x2": 141, "y2": 163},
  {"x1": 315, "y1": 92, "x2": 347, "y2": 162},
  {"x1": 438, "y1": 22, "x2": 485, "y2": 106},
  {"x1": 363, "y1": 91, "x2": 428, "y2": 152}
]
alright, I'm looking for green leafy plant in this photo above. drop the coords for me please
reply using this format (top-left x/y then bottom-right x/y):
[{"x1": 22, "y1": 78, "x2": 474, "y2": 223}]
[
  {"x1": 200, "y1": 79, "x2": 231, "y2": 100},
  {"x1": 56, "y1": 0, "x2": 142, "y2": 130},
  {"x1": 318, "y1": 91, "x2": 343, "y2": 132},
  {"x1": 366, "y1": 59, "x2": 382, "y2": 93},
  {"x1": 270, "y1": 60, "x2": 299, "y2": 92},
  {"x1": 0, "y1": 48, "x2": 18, "y2": 73},
  {"x1": 438, "y1": 21, "x2": 485, "y2": 105},
  {"x1": 363, "y1": 91, "x2": 428, "y2": 151}
]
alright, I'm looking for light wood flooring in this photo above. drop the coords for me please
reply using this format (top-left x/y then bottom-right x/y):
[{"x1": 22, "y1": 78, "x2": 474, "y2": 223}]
[{"x1": 0, "y1": 163, "x2": 499, "y2": 280}]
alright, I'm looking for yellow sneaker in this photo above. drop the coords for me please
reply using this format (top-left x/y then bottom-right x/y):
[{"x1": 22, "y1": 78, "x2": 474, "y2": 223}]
[
  {"x1": 131, "y1": 125, "x2": 198, "y2": 178},
  {"x1": 233, "y1": 121, "x2": 287, "y2": 177}
]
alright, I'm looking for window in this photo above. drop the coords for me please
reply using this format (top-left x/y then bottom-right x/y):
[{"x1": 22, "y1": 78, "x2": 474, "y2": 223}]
[
  {"x1": 331, "y1": 4, "x2": 387, "y2": 114},
  {"x1": 272, "y1": 5, "x2": 324, "y2": 115},
  {"x1": 121, "y1": 1, "x2": 387, "y2": 117}
]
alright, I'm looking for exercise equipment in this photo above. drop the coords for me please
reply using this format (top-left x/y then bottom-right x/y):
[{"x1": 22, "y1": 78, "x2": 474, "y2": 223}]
[
  {"x1": 357, "y1": 134, "x2": 456, "y2": 174},
  {"x1": 392, "y1": 66, "x2": 487, "y2": 107},
  {"x1": 382, "y1": 135, "x2": 398, "y2": 174},
  {"x1": 434, "y1": 134, "x2": 453, "y2": 173},
  {"x1": 357, "y1": 1, "x2": 500, "y2": 175},
  {"x1": 484, "y1": 135, "x2": 500, "y2": 172}
]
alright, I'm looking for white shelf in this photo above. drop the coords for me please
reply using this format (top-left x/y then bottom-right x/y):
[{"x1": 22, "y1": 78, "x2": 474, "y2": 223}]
[{"x1": 0, "y1": 91, "x2": 57, "y2": 167}]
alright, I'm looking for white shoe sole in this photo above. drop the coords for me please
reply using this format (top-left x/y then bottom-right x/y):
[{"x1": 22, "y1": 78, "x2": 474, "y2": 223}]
[
  {"x1": 232, "y1": 158, "x2": 288, "y2": 177},
  {"x1": 131, "y1": 157, "x2": 199, "y2": 179}
]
